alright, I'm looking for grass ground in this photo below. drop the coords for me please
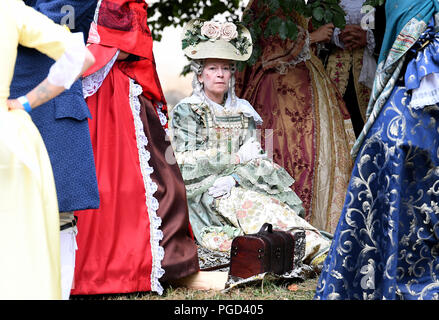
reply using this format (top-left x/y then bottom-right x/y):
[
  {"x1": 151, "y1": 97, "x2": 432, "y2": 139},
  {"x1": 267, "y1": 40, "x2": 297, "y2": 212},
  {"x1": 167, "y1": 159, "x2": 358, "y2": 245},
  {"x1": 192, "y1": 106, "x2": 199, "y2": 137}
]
[{"x1": 72, "y1": 275, "x2": 319, "y2": 301}]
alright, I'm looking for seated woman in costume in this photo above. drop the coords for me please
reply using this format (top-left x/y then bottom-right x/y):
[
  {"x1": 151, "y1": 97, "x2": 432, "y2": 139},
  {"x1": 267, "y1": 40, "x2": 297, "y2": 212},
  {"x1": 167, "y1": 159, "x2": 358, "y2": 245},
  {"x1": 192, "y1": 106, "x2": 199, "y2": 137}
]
[{"x1": 170, "y1": 19, "x2": 332, "y2": 274}]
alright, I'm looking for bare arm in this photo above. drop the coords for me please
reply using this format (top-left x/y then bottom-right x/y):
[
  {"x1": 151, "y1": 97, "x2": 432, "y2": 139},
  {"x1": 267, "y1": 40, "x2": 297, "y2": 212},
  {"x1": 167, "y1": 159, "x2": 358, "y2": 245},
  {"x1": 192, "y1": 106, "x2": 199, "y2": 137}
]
[{"x1": 7, "y1": 47, "x2": 95, "y2": 111}]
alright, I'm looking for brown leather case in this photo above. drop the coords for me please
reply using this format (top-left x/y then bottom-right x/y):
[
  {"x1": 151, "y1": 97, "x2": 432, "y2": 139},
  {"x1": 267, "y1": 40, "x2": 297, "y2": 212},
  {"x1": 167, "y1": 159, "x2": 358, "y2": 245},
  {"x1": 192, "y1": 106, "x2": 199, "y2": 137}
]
[{"x1": 229, "y1": 223, "x2": 295, "y2": 279}]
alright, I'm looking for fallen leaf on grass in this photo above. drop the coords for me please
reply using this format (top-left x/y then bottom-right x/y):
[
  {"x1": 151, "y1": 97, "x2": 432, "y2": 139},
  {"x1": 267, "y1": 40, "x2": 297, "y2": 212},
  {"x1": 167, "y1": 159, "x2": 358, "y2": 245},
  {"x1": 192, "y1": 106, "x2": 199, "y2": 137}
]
[{"x1": 287, "y1": 284, "x2": 299, "y2": 292}]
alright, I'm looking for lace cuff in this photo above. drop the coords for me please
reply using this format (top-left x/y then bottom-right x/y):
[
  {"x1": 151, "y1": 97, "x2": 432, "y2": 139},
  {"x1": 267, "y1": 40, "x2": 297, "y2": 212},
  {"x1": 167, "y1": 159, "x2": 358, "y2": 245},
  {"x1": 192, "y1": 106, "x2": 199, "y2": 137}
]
[
  {"x1": 298, "y1": 31, "x2": 311, "y2": 63},
  {"x1": 359, "y1": 49, "x2": 377, "y2": 89},
  {"x1": 276, "y1": 30, "x2": 311, "y2": 74},
  {"x1": 332, "y1": 27, "x2": 344, "y2": 48},
  {"x1": 366, "y1": 28, "x2": 376, "y2": 56},
  {"x1": 47, "y1": 32, "x2": 86, "y2": 89},
  {"x1": 358, "y1": 28, "x2": 377, "y2": 89},
  {"x1": 82, "y1": 50, "x2": 119, "y2": 98}
]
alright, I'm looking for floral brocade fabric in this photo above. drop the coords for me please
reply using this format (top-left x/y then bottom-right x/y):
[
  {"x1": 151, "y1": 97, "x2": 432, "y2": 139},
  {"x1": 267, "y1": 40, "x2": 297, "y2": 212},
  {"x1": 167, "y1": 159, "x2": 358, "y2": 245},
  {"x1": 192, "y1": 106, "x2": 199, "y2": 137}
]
[
  {"x1": 326, "y1": 47, "x2": 371, "y2": 122},
  {"x1": 315, "y1": 22, "x2": 439, "y2": 300},
  {"x1": 236, "y1": 9, "x2": 355, "y2": 233}
]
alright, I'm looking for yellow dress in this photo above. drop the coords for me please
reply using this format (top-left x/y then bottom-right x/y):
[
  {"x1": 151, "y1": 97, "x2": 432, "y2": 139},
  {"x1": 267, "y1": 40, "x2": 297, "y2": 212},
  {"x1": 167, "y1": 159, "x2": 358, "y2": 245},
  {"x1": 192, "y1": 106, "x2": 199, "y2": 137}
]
[{"x1": 0, "y1": 0, "x2": 74, "y2": 299}]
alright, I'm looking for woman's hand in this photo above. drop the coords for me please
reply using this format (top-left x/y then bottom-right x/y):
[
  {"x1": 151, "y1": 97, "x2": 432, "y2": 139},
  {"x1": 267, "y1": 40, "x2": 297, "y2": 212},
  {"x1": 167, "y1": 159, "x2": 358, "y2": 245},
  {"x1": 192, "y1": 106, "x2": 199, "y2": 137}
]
[
  {"x1": 340, "y1": 25, "x2": 367, "y2": 50},
  {"x1": 208, "y1": 175, "x2": 236, "y2": 199},
  {"x1": 6, "y1": 99, "x2": 24, "y2": 111},
  {"x1": 310, "y1": 23, "x2": 335, "y2": 44},
  {"x1": 236, "y1": 137, "x2": 266, "y2": 163},
  {"x1": 9, "y1": 47, "x2": 95, "y2": 113}
]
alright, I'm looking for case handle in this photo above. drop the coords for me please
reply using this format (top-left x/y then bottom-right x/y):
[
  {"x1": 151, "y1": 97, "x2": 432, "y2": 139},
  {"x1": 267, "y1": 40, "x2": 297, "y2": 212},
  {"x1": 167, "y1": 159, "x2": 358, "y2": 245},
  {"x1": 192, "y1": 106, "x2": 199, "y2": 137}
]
[{"x1": 258, "y1": 223, "x2": 273, "y2": 233}]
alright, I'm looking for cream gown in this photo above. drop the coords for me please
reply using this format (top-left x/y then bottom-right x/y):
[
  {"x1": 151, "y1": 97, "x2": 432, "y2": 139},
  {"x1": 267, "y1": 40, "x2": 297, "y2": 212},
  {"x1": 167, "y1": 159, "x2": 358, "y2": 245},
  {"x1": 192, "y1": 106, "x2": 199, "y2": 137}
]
[{"x1": 0, "y1": 0, "x2": 75, "y2": 299}]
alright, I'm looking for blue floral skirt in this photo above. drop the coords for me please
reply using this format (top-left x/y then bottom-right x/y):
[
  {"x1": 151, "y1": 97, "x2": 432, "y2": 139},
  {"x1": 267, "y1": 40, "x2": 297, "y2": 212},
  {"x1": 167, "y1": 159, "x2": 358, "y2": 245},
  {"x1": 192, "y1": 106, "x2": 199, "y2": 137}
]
[{"x1": 315, "y1": 25, "x2": 439, "y2": 300}]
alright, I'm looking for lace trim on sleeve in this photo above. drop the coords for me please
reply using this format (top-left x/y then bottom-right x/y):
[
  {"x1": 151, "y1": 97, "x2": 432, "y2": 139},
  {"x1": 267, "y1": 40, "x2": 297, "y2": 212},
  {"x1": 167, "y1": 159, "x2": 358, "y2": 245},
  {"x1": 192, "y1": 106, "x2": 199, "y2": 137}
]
[
  {"x1": 276, "y1": 30, "x2": 311, "y2": 74},
  {"x1": 82, "y1": 49, "x2": 119, "y2": 98},
  {"x1": 359, "y1": 29, "x2": 377, "y2": 89},
  {"x1": 332, "y1": 27, "x2": 344, "y2": 48},
  {"x1": 366, "y1": 28, "x2": 376, "y2": 55},
  {"x1": 293, "y1": 30, "x2": 311, "y2": 65}
]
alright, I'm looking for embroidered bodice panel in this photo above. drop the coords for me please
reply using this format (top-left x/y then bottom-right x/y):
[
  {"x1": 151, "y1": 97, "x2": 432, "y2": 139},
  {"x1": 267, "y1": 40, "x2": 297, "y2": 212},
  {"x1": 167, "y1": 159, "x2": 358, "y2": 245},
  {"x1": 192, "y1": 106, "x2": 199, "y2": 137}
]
[{"x1": 201, "y1": 107, "x2": 250, "y2": 154}]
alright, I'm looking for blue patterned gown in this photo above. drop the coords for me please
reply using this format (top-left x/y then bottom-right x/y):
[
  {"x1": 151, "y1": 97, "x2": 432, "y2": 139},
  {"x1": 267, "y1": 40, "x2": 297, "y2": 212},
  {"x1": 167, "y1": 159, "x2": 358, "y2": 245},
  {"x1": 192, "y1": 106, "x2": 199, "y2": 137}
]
[{"x1": 315, "y1": 19, "x2": 439, "y2": 300}]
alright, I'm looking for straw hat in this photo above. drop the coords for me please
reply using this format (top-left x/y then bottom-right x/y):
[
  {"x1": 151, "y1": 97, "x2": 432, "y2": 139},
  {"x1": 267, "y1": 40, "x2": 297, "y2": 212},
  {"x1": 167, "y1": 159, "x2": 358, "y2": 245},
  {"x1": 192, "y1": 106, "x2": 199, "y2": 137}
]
[{"x1": 182, "y1": 19, "x2": 253, "y2": 61}]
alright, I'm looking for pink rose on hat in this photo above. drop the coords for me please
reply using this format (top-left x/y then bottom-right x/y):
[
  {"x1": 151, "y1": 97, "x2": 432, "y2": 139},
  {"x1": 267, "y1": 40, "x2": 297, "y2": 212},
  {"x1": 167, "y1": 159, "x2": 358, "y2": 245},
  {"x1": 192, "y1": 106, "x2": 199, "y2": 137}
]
[
  {"x1": 182, "y1": 18, "x2": 253, "y2": 61},
  {"x1": 201, "y1": 21, "x2": 221, "y2": 40},
  {"x1": 220, "y1": 22, "x2": 238, "y2": 41}
]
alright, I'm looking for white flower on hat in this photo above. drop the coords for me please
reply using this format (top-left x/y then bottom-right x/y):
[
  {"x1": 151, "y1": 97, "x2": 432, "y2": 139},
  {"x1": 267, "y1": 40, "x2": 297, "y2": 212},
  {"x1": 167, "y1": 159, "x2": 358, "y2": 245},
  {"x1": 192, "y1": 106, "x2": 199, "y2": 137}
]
[
  {"x1": 200, "y1": 21, "x2": 221, "y2": 40},
  {"x1": 182, "y1": 18, "x2": 252, "y2": 61},
  {"x1": 220, "y1": 22, "x2": 238, "y2": 42}
]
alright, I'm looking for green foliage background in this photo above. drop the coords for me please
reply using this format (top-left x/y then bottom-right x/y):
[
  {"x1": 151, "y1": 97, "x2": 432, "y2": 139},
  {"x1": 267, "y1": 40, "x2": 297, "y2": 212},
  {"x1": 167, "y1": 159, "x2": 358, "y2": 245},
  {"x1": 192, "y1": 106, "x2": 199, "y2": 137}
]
[
  {"x1": 147, "y1": 0, "x2": 245, "y2": 42},
  {"x1": 147, "y1": 0, "x2": 346, "y2": 41},
  {"x1": 363, "y1": 0, "x2": 385, "y2": 7},
  {"x1": 241, "y1": 0, "x2": 346, "y2": 66},
  {"x1": 147, "y1": 0, "x2": 350, "y2": 71}
]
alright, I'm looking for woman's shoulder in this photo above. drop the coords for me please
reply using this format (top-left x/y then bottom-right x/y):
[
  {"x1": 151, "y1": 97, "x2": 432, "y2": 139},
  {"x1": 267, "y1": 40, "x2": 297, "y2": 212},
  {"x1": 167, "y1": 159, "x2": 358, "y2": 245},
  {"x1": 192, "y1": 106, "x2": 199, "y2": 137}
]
[
  {"x1": 172, "y1": 97, "x2": 205, "y2": 118},
  {"x1": 236, "y1": 97, "x2": 253, "y2": 107}
]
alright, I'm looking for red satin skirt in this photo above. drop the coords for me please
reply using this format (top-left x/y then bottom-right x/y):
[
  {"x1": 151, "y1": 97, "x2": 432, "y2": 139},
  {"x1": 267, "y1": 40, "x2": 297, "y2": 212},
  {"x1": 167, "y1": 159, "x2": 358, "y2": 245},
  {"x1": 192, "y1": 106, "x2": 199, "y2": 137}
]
[{"x1": 71, "y1": 65, "x2": 198, "y2": 295}]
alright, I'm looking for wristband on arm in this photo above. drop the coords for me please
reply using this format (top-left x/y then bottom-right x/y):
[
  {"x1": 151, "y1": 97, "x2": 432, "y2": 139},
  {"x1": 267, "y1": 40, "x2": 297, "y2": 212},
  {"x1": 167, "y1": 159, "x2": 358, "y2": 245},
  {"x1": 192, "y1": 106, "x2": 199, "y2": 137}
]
[{"x1": 17, "y1": 95, "x2": 32, "y2": 113}]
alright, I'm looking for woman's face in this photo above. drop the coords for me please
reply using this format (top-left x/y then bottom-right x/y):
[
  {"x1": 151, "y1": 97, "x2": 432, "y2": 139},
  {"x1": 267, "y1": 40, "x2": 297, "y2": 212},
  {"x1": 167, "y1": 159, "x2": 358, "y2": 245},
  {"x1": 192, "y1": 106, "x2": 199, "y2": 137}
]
[{"x1": 198, "y1": 58, "x2": 233, "y2": 103}]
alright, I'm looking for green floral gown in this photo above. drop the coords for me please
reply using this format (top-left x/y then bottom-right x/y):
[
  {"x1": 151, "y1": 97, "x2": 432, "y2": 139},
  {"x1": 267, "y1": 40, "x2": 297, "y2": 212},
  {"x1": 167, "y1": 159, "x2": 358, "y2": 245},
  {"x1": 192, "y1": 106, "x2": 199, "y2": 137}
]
[{"x1": 170, "y1": 94, "x2": 331, "y2": 267}]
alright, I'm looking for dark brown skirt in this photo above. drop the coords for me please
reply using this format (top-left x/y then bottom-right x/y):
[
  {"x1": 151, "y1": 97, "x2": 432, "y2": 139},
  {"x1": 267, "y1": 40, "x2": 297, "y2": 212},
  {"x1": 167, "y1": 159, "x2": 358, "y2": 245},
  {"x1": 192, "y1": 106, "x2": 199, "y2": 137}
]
[{"x1": 138, "y1": 95, "x2": 200, "y2": 282}]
